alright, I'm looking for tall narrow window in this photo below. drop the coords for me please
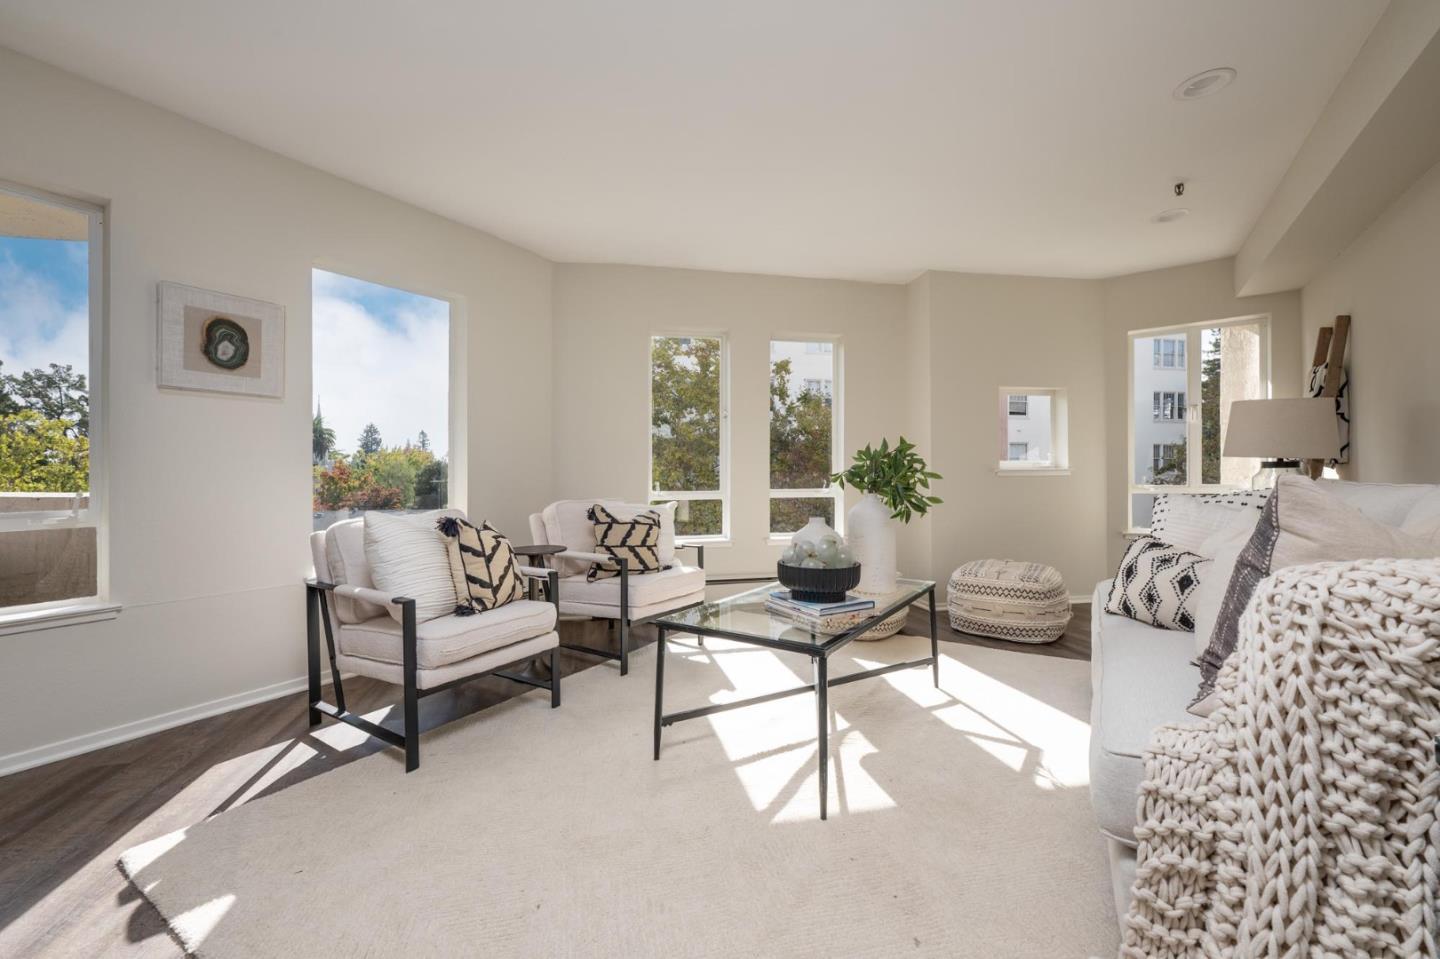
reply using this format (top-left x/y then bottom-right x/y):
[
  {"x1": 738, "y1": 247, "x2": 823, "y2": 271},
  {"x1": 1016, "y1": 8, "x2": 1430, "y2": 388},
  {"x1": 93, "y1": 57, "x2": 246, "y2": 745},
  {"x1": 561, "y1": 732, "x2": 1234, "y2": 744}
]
[
  {"x1": 0, "y1": 184, "x2": 103, "y2": 614},
  {"x1": 311, "y1": 269, "x2": 451, "y2": 530},
  {"x1": 769, "y1": 339, "x2": 840, "y2": 534},
  {"x1": 1129, "y1": 318, "x2": 1268, "y2": 527},
  {"x1": 651, "y1": 335, "x2": 727, "y2": 538}
]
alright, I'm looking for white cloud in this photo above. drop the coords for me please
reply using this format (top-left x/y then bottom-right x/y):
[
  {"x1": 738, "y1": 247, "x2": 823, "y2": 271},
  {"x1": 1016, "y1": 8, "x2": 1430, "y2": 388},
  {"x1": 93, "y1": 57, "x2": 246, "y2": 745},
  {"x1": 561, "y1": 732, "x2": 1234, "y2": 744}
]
[
  {"x1": 0, "y1": 259, "x2": 89, "y2": 379},
  {"x1": 312, "y1": 294, "x2": 450, "y2": 458}
]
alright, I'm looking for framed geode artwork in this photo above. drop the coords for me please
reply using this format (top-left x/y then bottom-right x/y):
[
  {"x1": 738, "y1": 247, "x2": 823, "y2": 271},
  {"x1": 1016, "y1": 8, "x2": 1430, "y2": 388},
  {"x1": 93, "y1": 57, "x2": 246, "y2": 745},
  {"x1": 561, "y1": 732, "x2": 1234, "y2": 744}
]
[{"x1": 157, "y1": 281, "x2": 285, "y2": 397}]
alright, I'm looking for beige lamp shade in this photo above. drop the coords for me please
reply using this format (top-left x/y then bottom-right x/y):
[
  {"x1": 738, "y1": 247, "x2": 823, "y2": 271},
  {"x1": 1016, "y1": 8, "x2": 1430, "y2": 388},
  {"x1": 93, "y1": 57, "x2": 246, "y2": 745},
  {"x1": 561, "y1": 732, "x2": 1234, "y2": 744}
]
[{"x1": 1223, "y1": 398, "x2": 1340, "y2": 461}]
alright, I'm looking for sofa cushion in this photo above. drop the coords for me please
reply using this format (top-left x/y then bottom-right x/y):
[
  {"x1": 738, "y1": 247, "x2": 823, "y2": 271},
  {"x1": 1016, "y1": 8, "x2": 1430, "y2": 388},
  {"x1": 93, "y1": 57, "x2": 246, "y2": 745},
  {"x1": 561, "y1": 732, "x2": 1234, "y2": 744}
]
[
  {"x1": 1150, "y1": 490, "x2": 1269, "y2": 555},
  {"x1": 1089, "y1": 584, "x2": 1199, "y2": 845},
  {"x1": 1104, "y1": 537, "x2": 1207, "y2": 632},
  {"x1": 560, "y1": 564, "x2": 704, "y2": 610},
  {"x1": 1193, "y1": 475, "x2": 1440, "y2": 713},
  {"x1": 338, "y1": 599, "x2": 557, "y2": 670},
  {"x1": 1319, "y1": 479, "x2": 1435, "y2": 527}
]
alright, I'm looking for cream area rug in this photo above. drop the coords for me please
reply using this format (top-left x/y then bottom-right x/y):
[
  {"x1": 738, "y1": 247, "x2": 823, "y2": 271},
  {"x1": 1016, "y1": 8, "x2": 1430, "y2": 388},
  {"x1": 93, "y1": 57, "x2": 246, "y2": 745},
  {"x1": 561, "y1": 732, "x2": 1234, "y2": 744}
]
[{"x1": 120, "y1": 634, "x2": 1118, "y2": 957}]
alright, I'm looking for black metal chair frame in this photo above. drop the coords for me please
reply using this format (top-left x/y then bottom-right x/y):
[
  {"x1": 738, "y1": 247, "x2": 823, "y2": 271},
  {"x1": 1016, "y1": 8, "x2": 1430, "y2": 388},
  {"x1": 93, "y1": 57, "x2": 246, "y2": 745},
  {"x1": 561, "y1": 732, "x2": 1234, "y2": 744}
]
[
  {"x1": 305, "y1": 568, "x2": 561, "y2": 772},
  {"x1": 558, "y1": 543, "x2": 705, "y2": 677}
]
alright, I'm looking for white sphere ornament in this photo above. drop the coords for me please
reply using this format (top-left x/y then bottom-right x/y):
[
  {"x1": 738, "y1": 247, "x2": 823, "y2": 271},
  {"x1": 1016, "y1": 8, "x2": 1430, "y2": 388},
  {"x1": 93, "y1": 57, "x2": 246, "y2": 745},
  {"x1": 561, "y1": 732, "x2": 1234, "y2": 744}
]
[
  {"x1": 800, "y1": 556, "x2": 824, "y2": 569},
  {"x1": 816, "y1": 540, "x2": 840, "y2": 566},
  {"x1": 835, "y1": 544, "x2": 855, "y2": 567}
]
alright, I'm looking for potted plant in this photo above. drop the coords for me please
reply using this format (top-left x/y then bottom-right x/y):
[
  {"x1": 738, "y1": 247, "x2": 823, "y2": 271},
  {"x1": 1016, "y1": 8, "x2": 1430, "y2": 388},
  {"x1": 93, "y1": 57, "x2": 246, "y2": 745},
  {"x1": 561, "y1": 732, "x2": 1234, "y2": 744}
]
[{"x1": 831, "y1": 437, "x2": 941, "y2": 594}]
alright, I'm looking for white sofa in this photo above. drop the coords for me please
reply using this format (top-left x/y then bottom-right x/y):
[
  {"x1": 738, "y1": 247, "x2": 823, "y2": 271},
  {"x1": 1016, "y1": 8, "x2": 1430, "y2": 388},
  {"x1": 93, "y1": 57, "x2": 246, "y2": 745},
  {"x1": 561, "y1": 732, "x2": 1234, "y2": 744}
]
[
  {"x1": 528, "y1": 499, "x2": 706, "y2": 675},
  {"x1": 1089, "y1": 479, "x2": 1440, "y2": 923},
  {"x1": 308, "y1": 514, "x2": 562, "y2": 771}
]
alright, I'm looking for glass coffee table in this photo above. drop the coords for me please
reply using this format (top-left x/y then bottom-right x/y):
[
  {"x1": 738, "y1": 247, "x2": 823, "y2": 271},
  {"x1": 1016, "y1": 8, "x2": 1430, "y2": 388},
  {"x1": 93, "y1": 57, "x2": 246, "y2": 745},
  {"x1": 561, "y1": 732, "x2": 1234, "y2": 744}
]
[{"x1": 649, "y1": 578, "x2": 938, "y2": 820}]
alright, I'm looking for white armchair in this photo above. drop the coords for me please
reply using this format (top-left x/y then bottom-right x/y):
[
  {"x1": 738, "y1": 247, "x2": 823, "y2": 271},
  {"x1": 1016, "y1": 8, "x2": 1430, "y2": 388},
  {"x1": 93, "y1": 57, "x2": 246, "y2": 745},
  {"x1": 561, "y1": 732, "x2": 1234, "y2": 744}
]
[
  {"x1": 307, "y1": 515, "x2": 562, "y2": 771},
  {"x1": 527, "y1": 499, "x2": 706, "y2": 675}
]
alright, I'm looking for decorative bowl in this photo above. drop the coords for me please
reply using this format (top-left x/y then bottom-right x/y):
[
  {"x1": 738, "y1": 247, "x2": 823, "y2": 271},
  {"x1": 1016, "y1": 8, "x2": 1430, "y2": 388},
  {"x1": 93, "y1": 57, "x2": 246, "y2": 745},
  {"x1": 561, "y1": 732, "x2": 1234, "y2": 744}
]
[{"x1": 776, "y1": 561, "x2": 862, "y2": 604}]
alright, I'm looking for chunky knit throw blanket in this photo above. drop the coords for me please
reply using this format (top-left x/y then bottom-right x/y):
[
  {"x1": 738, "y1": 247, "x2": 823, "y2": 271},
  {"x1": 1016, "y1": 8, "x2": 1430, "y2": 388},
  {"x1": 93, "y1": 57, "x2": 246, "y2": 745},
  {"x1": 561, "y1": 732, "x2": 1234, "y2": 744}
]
[{"x1": 1123, "y1": 559, "x2": 1440, "y2": 958}]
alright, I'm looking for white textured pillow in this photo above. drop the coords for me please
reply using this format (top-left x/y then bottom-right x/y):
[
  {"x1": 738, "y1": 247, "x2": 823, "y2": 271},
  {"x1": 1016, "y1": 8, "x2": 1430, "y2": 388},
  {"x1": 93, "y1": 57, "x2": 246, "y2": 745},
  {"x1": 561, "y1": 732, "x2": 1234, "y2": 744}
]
[
  {"x1": 1104, "y1": 536, "x2": 1209, "y2": 632},
  {"x1": 1188, "y1": 524, "x2": 1253, "y2": 658},
  {"x1": 363, "y1": 511, "x2": 460, "y2": 623},
  {"x1": 1402, "y1": 489, "x2": 1440, "y2": 538},
  {"x1": 1150, "y1": 490, "x2": 1269, "y2": 555}
]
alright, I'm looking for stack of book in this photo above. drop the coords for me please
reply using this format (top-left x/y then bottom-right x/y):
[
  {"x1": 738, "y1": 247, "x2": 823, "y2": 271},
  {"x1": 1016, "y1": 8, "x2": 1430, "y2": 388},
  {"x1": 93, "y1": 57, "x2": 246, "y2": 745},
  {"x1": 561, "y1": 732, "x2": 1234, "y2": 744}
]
[{"x1": 765, "y1": 591, "x2": 876, "y2": 635}]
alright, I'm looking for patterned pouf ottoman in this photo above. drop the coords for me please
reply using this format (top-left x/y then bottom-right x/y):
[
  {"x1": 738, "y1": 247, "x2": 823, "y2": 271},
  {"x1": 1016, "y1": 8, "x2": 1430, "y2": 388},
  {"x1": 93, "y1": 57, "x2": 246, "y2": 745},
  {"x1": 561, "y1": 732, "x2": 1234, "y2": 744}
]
[{"x1": 947, "y1": 559, "x2": 1071, "y2": 644}]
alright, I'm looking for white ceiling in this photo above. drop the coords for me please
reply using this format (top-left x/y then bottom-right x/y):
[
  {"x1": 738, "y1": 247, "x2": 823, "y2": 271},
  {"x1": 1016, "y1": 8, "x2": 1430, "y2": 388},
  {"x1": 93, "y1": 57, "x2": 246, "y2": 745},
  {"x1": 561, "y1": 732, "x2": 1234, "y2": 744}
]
[{"x1": 0, "y1": 0, "x2": 1388, "y2": 283}]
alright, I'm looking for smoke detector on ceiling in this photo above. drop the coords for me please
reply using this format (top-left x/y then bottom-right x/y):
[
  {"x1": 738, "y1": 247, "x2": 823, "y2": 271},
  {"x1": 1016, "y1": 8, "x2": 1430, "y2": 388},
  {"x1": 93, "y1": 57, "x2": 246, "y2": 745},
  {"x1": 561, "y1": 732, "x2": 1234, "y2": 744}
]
[
  {"x1": 1152, "y1": 208, "x2": 1190, "y2": 224},
  {"x1": 1173, "y1": 68, "x2": 1237, "y2": 100}
]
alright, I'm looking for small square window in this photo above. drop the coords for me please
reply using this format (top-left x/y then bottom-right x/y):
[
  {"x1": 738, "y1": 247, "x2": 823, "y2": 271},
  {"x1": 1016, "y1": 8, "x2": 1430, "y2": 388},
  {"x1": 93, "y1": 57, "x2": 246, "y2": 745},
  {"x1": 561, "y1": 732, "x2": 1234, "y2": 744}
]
[{"x1": 998, "y1": 388, "x2": 1068, "y2": 471}]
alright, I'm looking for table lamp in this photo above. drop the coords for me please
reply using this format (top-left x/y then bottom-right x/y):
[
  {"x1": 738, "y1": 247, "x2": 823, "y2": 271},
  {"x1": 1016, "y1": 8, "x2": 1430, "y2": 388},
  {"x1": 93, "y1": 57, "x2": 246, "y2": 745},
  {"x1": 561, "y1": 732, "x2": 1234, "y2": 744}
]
[{"x1": 1223, "y1": 398, "x2": 1341, "y2": 488}]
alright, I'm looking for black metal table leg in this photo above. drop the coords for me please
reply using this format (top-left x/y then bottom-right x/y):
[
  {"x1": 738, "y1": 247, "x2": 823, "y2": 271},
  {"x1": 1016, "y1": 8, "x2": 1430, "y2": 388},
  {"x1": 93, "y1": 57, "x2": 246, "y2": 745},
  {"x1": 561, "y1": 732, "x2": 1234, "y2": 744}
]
[
  {"x1": 929, "y1": 586, "x2": 939, "y2": 687},
  {"x1": 653, "y1": 626, "x2": 666, "y2": 760},
  {"x1": 815, "y1": 655, "x2": 829, "y2": 820}
]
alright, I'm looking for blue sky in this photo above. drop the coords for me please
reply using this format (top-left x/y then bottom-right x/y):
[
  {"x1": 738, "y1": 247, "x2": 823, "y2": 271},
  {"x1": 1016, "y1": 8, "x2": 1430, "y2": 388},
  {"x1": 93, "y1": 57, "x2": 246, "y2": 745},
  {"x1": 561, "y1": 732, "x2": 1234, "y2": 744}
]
[
  {"x1": 0, "y1": 237, "x2": 90, "y2": 381},
  {"x1": 312, "y1": 269, "x2": 450, "y2": 459}
]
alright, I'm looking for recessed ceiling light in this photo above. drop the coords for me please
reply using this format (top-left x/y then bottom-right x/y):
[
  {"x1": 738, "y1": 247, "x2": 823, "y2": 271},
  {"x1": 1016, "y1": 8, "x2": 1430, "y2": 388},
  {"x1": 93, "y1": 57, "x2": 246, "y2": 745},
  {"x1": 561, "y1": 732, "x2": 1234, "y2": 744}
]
[
  {"x1": 1173, "y1": 67, "x2": 1237, "y2": 100},
  {"x1": 1152, "y1": 208, "x2": 1190, "y2": 224}
]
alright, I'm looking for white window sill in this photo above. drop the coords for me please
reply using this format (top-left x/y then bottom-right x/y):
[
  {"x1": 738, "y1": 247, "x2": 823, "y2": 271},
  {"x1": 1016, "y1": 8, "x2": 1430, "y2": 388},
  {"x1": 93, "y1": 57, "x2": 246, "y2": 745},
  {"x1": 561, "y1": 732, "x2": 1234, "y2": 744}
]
[
  {"x1": 995, "y1": 467, "x2": 1071, "y2": 477},
  {"x1": 678, "y1": 537, "x2": 731, "y2": 549},
  {"x1": 0, "y1": 601, "x2": 122, "y2": 637}
]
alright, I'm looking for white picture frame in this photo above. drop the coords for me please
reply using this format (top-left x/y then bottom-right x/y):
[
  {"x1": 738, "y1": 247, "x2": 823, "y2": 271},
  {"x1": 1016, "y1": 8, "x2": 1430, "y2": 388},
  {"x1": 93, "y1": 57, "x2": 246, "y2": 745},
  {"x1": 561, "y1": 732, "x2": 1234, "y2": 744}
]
[{"x1": 157, "y1": 281, "x2": 285, "y2": 397}]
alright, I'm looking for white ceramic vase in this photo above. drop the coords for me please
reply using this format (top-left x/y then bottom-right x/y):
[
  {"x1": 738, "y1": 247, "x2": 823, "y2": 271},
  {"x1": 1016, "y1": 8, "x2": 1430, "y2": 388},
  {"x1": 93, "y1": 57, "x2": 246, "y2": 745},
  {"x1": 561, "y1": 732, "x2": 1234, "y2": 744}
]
[
  {"x1": 792, "y1": 516, "x2": 838, "y2": 552},
  {"x1": 847, "y1": 493, "x2": 898, "y2": 594}
]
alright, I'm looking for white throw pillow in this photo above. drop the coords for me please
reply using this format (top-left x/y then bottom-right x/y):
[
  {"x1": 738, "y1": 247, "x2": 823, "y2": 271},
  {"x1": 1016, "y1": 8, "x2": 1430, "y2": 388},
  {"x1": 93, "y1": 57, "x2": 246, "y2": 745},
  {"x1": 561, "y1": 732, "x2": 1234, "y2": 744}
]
[
  {"x1": 363, "y1": 511, "x2": 461, "y2": 623},
  {"x1": 1188, "y1": 524, "x2": 1253, "y2": 658},
  {"x1": 1190, "y1": 475, "x2": 1440, "y2": 716},
  {"x1": 1149, "y1": 490, "x2": 1269, "y2": 555},
  {"x1": 1402, "y1": 488, "x2": 1440, "y2": 538},
  {"x1": 1104, "y1": 536, "x2": 1209, "y2": 632}
]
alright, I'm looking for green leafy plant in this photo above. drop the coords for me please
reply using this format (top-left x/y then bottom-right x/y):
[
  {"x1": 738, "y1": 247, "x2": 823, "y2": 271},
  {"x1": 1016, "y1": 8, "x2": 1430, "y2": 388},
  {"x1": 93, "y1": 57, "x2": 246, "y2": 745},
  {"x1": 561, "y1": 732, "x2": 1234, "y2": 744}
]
[{"x1": 831, "y1": 437, "x2": 941, "y2": 523}]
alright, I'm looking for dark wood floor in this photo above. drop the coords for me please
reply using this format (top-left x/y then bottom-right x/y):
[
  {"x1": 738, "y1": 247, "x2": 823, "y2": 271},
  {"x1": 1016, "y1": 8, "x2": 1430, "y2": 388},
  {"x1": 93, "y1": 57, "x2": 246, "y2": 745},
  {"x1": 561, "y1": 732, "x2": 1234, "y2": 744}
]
[{"x1": 0, "y1": 603, "x2": 1089, "y2": 958}]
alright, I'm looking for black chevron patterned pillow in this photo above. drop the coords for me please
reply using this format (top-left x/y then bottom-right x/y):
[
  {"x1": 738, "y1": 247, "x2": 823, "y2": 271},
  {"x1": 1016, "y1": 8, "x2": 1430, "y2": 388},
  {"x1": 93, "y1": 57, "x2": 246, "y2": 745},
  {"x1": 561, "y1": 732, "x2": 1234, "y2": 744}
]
[
  {"x1": 436, "y1": 516, "x2": 526, "y2": 614},
  {"x1": 586, "y1": 504, "x2": 664, "y2": 582},
  {"x1": 1104, "y1": 536, "x2": 1207, "y2": 632}
]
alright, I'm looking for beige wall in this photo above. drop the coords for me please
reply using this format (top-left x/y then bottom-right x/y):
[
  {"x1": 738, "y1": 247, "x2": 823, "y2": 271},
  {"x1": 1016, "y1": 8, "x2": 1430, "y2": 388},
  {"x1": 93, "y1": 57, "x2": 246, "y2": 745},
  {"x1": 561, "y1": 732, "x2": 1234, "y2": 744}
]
[
  {"x1": 1100, "y1": 258, "x2": 1303, "y2": 570},
  {"x1": 917, "y1": 272, "x2": 1110, "y2": 595},
  {"x1": 1300, "y1": 158, "x2": 1440, "y2": 482},
  {"x1": 0, "y1": 48, "x2": 553, "y2": 769},
  {"x1": 550, "y1": 264, "x2": 908, "y2": 577}
]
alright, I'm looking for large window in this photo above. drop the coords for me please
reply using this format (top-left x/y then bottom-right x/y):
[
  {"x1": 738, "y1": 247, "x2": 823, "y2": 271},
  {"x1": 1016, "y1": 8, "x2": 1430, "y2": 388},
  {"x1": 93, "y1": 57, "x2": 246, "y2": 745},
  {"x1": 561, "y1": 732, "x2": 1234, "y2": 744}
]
[
  {"x1": 311, "y1": 269, "x2": 451, "y2": 530},
  {"x1": 650, "y1": 335, "x2": 727, "y2": 538},
  {"x1": 769, "y1": 339, "x2": 840, "y2": 535},
  {"x1": 1129, "y1": 317, "x2": 1268, "y2": 528},
  {"x1": 0, "y1": 183, "x2": 103, "y2": 614}
]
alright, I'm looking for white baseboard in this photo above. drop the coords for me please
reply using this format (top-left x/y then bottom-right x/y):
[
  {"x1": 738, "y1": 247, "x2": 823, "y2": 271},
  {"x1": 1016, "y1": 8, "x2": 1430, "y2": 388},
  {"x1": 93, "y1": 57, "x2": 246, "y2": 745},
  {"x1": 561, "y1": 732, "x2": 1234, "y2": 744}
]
[{"x1": 0, "y1": 673, "x2": 326, "y2": 778}]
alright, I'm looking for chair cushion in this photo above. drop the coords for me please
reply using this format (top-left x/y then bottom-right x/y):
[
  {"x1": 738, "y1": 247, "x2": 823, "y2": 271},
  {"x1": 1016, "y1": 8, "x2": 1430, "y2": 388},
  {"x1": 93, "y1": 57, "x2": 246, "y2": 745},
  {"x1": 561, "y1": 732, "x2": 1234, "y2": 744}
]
[
  {"x1": 541, "y1": 499, "x2": 677, "y2": 576},
  {"x1": 339, "y1": 600, "x2": 558, "y2": 670},
  {"x1": 323, "y1": 519, "x2": 387, "y2": 624},
  {"x1": 436, "y1": 516, "x2": 526, "y2": 612},
  {"x1": 586, "y1": 504, "x2": 663, "y2": 581},
  {"x1": 560, "y1": 564, "x2": 704, "y2": 611},
  {"x1": 364, "y1": 510, "x2": 463, "y2": 623},
  {"x1": 1088, "y1": 585, "x2": 1199, "y2": 845}
]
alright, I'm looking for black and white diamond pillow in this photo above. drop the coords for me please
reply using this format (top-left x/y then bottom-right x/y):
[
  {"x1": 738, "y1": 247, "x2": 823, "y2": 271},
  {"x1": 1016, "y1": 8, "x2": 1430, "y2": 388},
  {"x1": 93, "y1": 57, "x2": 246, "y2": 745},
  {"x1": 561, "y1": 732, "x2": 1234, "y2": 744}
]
[{"x1": 1104, "y1": 536, "x2": 1208, "y2": 632}]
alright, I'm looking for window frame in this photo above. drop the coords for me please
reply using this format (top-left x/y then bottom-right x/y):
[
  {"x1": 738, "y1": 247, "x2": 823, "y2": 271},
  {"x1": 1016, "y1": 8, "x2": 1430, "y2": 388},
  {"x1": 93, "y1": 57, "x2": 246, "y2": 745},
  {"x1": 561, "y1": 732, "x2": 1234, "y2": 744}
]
[
  {"x1": 768, "y1": 335, "x2": 843, "y2": 541},
  {"x1": 996, "y1": 387, "x2": 1069, "y2": 474},
  {"x1": 1126, "y1": 314, "x2": 1271, "y2": 531},
  {"x1": 0, "y1": 179, "x2": 110, "y2": 623},
  {"x1": 648, "y1": 331, "x2": 731, "y2": 543},
  {"x1": 309, "y1": 263, "x2": 464, "y2": 520}
]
